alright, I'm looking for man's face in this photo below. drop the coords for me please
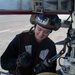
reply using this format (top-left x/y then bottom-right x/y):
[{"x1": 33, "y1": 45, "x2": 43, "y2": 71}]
[{"x1": 34, "y1": 25, "x2": 52, "y2": 43}]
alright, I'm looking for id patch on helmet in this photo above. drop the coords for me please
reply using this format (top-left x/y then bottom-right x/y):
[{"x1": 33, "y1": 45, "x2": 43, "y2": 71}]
[{"x1": 36, "y1": 16, "x2": 49, "y2": 25}]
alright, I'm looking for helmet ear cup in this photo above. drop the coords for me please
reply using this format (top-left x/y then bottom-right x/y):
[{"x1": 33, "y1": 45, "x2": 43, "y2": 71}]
[
  {"x1": 30, "y1": 14, "x2": 36, "y2": 25},
  {"x1": 49, "y1": 15, "x2": 61, "y2": 31},
  {"x1": 53, "y1": 19, "x2": 61, "y2": 31}
]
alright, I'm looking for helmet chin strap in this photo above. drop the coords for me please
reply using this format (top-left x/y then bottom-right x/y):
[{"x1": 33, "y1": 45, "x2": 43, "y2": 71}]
[{"x1": 29, "y1": 26, "x2": 35, "y2": 34}]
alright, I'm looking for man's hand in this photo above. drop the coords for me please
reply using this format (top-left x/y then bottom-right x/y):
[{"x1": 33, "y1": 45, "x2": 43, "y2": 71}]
[
  {"x1": 17, "y1": 52, "x2": 33, "y2": 68},
  {"x1": 34, "y1": 63, "x2": 46, "y2": 74}
]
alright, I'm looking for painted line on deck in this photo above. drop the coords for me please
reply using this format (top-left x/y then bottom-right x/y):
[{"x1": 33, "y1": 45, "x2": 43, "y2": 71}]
[
  {"x1": 0, "y1": 25, "x2": 31, "y2": 33},
  {"x1": 0, "y1": 29, "x2": 10, "y2": 33}
]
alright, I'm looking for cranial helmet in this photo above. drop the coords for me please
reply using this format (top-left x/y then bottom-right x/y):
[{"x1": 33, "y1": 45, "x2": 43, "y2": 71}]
[{"x1": 30, "y1": 14, "x2": 61, "y2": 31}]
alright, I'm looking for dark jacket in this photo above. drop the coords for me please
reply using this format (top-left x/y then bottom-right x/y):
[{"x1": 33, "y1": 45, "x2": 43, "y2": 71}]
[{"x1": 1, "y1": 30, "x2": 57, "y2": 75}]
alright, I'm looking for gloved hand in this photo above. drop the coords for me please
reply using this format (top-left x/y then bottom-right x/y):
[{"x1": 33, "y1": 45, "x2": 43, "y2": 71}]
[
  {"x1": 34, "y1": 63, "x2": 46, "y2": 74},
  {"x1": 17, "y1": 52, "x2": 33, "y2": 68}
]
